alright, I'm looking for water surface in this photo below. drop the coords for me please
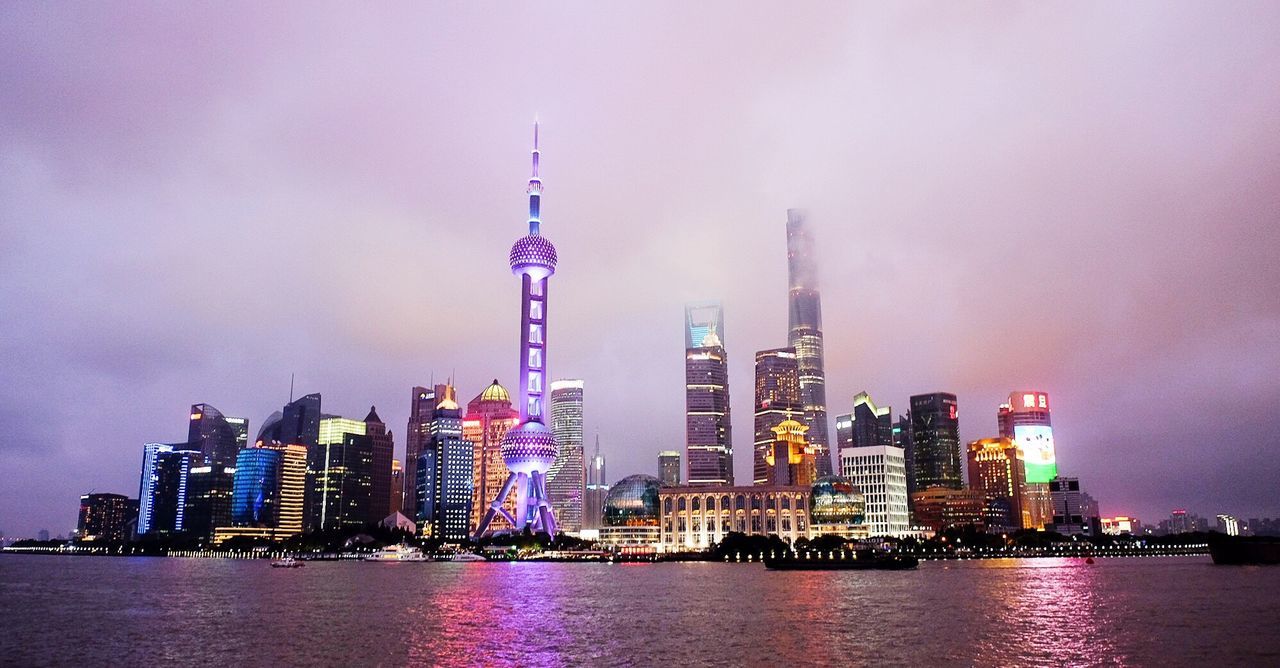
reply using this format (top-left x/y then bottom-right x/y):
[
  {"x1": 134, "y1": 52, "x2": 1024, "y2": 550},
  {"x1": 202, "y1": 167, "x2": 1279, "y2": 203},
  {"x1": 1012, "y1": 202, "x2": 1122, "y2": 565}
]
[{"x1": 1, "y1": 555, "x2": 1275, "y2": 666}]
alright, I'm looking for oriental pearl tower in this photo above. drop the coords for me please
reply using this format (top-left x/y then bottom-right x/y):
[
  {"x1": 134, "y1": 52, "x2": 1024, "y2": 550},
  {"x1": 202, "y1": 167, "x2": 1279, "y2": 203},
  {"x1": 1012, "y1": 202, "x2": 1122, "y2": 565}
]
[{"x1": 475, "y1": 122, "x2": 560, "y2": 537}]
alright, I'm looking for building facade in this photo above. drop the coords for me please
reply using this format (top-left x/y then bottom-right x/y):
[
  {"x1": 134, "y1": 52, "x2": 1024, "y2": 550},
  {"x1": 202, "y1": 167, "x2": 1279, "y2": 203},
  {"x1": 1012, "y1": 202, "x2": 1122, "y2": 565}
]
[
  {"x1": 308, "y1": 416, "x2": 374, "y2": 530},
  {"x1": 909, "y1": 393, "x2": 962, "y2": 490},
  {"x1": 685, "y1": 301, "x2": 733, "y2": 486},
  {"x1": 784, "y1": 209, "x2": 832, "y2": 477},
  {"x1": 911, "y1": 487, "x2": 986, "y2": 532},
  {"x1": 966, "y1": 437, "x2": 1027, "y2": 532},
  {"x1": 839, "y1": 445, "x2": 911, "y2": 537},
  {"x1": 660, "y1": 484, "x2": 812, "y2": 551},
  {"x1": 137, "y1": 442, "x2": 196, "y2": 536},
  {"x1": 77, "y1": 493, "x2": 136, "y2": 543},
  {"x1": 999, "y1": 390, "x2": 1056, "y2": 529},
  {"x1": 416, "y1": 384, "x2": 474, "y2": 543},
  {"x1": 464, "y1": 381, "x2": 521, "y2": 533},
  {"x1": 658, "y1": 450, "x2": 681, "y2": 486},
  {"x1": 404, "y1": 386, "x2": 443, "y2": 521},
  {"x1": 601, "y1": 474, "x2": 665, "y2": 547},
  {"x1": 583, "y1": 436, "x2": 607, "y2": 529},
  {"x1": 547, "y1": 379, "x2": 585, "y2": 533},
  {"x1": 364, "y1": 407, "x2": 395, "y2": 524},
  {"x1": 763, "y1": 418, "x2": 818, "y2": 487},
  {"x1": 753, "y1": 347, "x2": 802, "y2": 484}
]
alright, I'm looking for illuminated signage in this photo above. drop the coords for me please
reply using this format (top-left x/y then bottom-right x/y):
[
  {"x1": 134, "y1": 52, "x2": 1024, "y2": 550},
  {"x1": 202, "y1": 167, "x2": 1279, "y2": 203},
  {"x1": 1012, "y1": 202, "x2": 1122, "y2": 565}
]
[{"x1": 1014, "y1": 425, "x2": 1057, "y2": 483}]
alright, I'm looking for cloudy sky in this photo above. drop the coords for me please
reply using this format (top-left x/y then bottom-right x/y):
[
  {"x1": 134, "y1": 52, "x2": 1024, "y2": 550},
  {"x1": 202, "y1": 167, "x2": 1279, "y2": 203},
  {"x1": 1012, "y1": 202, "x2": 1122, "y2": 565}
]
[{"x1": 3, "y1": 3, "x2": 1278, "y2": 537}]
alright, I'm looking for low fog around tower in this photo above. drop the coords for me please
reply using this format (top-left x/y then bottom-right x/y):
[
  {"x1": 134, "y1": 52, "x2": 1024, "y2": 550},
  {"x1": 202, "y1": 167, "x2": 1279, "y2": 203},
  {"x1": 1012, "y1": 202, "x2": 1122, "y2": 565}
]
[{"x1": 2, "y1": 3, "x2": 1280, "y2": 537}]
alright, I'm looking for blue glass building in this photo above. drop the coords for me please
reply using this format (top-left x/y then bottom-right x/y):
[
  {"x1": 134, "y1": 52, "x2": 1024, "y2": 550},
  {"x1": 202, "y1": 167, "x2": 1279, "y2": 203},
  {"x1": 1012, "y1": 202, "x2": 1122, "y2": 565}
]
[{"x1": 231, "y1": 447, "x2": 282, "y2": 527}]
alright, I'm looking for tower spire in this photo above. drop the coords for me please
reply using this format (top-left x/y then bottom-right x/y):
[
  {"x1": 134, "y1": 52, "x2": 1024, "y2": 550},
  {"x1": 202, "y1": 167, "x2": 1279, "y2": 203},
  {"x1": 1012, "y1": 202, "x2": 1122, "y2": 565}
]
[{"x1": 527, "y1": 119, "x2": 542, "y2": 235}]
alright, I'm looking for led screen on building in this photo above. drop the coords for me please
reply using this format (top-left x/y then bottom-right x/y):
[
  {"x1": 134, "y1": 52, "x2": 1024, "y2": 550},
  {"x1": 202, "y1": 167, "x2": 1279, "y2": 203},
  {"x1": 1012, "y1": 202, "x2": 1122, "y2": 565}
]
[{"x1": 1015, "y1": 425, "x2": 1057, "y2": 483}]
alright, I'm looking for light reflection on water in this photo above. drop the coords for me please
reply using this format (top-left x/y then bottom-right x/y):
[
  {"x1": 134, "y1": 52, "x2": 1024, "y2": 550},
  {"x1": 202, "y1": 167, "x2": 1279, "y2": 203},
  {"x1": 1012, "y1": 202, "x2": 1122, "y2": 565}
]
[{"x1": 2, "y1": 555, "x2": 1276, "y2": 666}]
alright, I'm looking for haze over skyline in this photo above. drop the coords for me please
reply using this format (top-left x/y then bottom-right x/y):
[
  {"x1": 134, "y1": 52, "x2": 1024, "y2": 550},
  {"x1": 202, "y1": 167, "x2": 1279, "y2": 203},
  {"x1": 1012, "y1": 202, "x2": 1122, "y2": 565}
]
[{"x1": 3, "y1": 3, "x2": 1279, "y2": 537}]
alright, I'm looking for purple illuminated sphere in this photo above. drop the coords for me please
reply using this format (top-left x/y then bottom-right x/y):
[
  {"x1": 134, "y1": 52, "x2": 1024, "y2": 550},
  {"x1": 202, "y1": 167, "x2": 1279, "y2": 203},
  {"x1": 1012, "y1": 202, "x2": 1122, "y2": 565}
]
[
  {"x1": 510, "y1": 234, "x2": 558, "y2": 281},
  {"x1": 500, "y1": 421, "x2": 558, "y2": 475}
]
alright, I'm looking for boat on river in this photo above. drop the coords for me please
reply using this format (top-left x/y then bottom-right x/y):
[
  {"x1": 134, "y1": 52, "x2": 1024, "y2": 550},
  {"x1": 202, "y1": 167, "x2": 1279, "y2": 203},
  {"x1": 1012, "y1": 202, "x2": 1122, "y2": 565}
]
[
  {"x1": 271, "y1": 557, "x2": 304, "y2": 568},
  {"x1": 363, "y1": 545, "x2": 429, "y2": 562},
  {"x1": 1210, "y1": 538, "x2": 1280, "y2": 565}
]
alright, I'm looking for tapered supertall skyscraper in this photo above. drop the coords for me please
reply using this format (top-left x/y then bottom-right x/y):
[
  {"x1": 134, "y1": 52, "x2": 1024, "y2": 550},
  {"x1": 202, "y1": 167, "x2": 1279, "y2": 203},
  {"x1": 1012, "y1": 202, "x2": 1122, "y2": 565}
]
[
  {"x1": 785, "y1": 209, "x2": 832, "y2": 476},
  {"x1": 476, "y1": 123, "x2": 560, "y2": 537}
]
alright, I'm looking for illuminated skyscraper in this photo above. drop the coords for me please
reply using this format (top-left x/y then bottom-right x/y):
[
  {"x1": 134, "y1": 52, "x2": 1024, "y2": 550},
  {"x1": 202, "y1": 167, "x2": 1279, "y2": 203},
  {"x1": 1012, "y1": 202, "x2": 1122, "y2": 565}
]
[
  {"x1": 184, "y1": 404, "x2": 247, "y2": 537},
  {"x1": 465, "y1": 381, "x2": 521, "y2": 533},
  {"x1": 753, "y1": 347, "x2": 801, "y2": 484},
  {"x1": 999, "y1": 391, "x2": 1055, "y2": 528},
  {"x1": 966, "y1": 437, "x2": 1027, "y2": 531},
  {"x1": 405, "y1": 386, "x2": 444, "y2": 518},
  {"x1": 231, "y1": 446, "x2": 283, "y2": 527},
  {"x1": 909, "y1": 393, "x2": 962, "y2": 490},
  {"x1": 584, "y1": 436, "x2": 607, "y2": 529},
  {"x1": 137, "y1": 441, "x2": 196, "y2": 535},
  {"x1": 417, "y1": 384, "x2": 474, "y2": 542},
  {"x1": 364, "y1": 406, "x2": 395, "y2": 523},
  {"x1": 187, "y1": 404, "x2": 248, "y2": 469},
  {"x1": 785, "y1": 209, "x2": 832, "y2": 477},
  {"x1": 658, "y1": 450, "x2": 681, "y2": 486},
  {"x1": 476, "y1": 122, "x2": 561, "y2": 537},
  {"x1": 685, "y1": 302, "x2": 733, "y2": 486},
  {"x1": 547, "y1": 379, "x2": 585, "y2": 533},
  {"x1": 308, "y1": 416, "x2": 374, "y2": 530}
]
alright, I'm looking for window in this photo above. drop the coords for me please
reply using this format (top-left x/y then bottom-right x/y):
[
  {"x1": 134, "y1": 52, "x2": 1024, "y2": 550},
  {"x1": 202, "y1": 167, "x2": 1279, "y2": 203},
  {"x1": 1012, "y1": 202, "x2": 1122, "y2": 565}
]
[
  {"x1": 530, "y1": 280, "x2": 544, "y2": 296},
  {"x1": 530, "y1": 301, "x2": 543, "y2": 320},
  {"x1": 528, "y1": 372, "x2": 542, "y2": 394},
  {"x1": 528, "y1": 349, "x2": 542, "y2": 369},
  {"x1": 529, "y1": 324, "x2": 543, "y2": 344}
]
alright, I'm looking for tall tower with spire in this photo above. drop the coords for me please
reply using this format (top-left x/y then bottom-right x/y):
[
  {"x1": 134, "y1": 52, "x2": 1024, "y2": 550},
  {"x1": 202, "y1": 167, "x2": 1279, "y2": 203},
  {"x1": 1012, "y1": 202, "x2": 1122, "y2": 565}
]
[
  {"x1": 785, "y1": 209, "x2": 833, "y2": 477},
  {"x1": 475, "y1": 122, "x2": 560, "y2": 537}
]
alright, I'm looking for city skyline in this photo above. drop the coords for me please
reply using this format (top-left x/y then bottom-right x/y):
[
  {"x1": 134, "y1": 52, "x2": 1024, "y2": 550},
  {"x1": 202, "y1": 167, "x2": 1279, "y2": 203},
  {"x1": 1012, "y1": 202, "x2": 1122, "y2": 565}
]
[{"x1": 4, "y1": 4, "x2": 1280, "y2": 538}]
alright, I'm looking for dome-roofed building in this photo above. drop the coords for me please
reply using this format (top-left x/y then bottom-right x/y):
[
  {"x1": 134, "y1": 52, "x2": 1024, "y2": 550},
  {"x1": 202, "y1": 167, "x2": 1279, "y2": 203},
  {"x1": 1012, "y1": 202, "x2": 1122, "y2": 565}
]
[
  {"x1": 477, "y1": 379, "x2": 511, "y2": 404},
  {"x1": 599, "y1": 474, "x2": 665, "y2": 550},
  {"x1": 810, "y1": 475, "x2": 868, "y2": 540}
]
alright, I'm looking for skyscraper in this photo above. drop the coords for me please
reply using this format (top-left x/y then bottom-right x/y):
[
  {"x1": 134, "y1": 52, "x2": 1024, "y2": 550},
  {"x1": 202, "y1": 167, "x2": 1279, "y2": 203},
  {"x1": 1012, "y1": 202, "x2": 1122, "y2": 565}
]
[
  {"x1": 999, "y1": 391, "x2": 1055, "y2": 529},
  {"x1": 658, "y1": 450, "x2": 681, "y2": 486},
  {"x1": 216, "y1": 442, "x2": 306, "y2": 543},
  {"x1": 477, "y1": 121, "x2": 562, "y2": 537},
  {"x1": 547, "y1": 379, "x2": 585, "y2": 534},
  {"x1": 308, "y1": 416, "x2": 374, "y2": 530},
  {"x1": 909, "y1": 393, "x2": 962, "y2": 490},
  {"x1": 966, "y1": 437, "x2": 1027, "y2": 531},
  {"x1": 364, "y1": 406, "x2": 395, "y2": 523},
  {"x1": 753, "y1": 347, "x2": 801, "y2": 484},
  {"x1": 184, "y1": 404, "x2": 247, "y2": 538},
  {"x1": 405, "y1": 386, "x2": 443, "y2": 520},
  {"x1": 465, "y1": 381, "x2": 521, "y2": 533},
  {"x1": 231, "y1": 446, "x2": 283, "y2": 527},
  {"x1": 785, "y1": 209, "x2": 831, "y2": 477},
  {"x1": 583, "y1": 436, "x2": 607, "y2": 530},
  {"x1": 685, "y1": 302, "x2": 733, "y2": 486},
  {"x1": 183, "y1": 462, "x2": 236, "y2": 538},
  {"x1": 417, "y1": 384, "x2": 474, "y2": 542},
  {"x1": 137, "y1": 441, "x2": 197, "y2": 536}
]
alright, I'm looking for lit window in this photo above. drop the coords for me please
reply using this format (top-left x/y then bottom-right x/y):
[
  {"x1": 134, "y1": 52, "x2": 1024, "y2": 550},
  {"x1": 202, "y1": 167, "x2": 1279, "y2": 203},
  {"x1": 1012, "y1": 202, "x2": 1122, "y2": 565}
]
[
  {"x1": 530, "y1": 280, "x2": 544, "y2": 297},
  {"x1": 530, "y1": 325, "x2": 543, "y2": 344},
  {"x1": 530, "y1": 301, "x2": 543, "y2": 320},
  {"x1": 528, "y1": 349, "x2": 542, "y2": 369}
]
